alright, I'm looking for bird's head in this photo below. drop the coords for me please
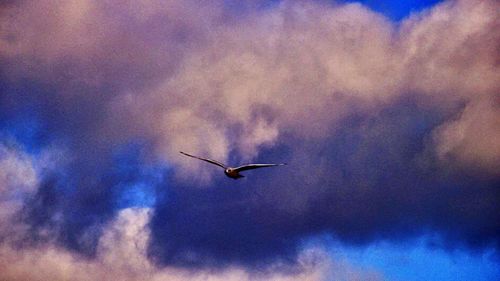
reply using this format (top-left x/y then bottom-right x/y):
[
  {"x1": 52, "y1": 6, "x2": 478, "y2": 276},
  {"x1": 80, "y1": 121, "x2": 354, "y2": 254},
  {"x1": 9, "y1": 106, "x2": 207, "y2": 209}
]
[{"x1": 225, "y1": 168, "x2": 232, "y2": 174}]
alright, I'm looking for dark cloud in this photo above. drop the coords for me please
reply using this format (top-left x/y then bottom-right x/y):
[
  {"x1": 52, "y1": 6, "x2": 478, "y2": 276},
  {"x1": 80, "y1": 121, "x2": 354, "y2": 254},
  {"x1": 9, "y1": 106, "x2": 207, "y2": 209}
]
[
  {"x1": 0, "y1": 0, "x2": 498, "y2": 274},
  {"x1": 18, "y1": 141, "x2": 166, "y2": 257},
  {"x1": 149, "y1": 98, "x2": 500, "y2": 267}
]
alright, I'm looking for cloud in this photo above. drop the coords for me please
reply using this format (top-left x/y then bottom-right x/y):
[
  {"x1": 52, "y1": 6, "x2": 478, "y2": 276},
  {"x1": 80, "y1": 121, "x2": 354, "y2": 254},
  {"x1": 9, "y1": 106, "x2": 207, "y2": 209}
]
[
  {"x1": 0, "y1": 204, "x2": 383, "y2": 281},
  {"x1": 1, "y1": 0, "x2": 498, "y2": 173},
  {"x1": 0, "y1": 142, "x2": 38, "y2": 236},
  {"x1": 0, "y1": 142, "x2": 38, "y2": 194},
  {"x1": 149, "y1": 101, "x2": 499, "y2": 266},
  {"x1": 0, "y1": 0, "x2": 498, "y2": 272},
  {"x1": 0, "y1": 142, "x2": 382, "y2": 281},
  {"x1": 433, "y1": 98, "x2": 500, "y2": 176}
]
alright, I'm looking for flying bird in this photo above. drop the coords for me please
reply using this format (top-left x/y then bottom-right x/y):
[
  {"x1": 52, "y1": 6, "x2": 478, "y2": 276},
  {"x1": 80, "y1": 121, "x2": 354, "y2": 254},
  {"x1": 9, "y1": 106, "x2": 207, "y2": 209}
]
[{"x1": 180, "y1": 151, "x2": 286, "y2": 179}]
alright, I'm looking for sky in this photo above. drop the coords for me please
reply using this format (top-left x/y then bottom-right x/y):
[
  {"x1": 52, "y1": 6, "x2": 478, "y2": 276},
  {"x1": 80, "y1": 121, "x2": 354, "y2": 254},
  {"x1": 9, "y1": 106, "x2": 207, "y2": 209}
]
[{"x1": 0, "y1": 0, "x2": 499, "y2": 280}]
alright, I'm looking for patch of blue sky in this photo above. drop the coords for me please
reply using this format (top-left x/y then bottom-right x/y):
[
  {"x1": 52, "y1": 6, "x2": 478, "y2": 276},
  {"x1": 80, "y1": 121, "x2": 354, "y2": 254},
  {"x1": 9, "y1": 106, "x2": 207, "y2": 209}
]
[
  {"x1": 304, "y1": 235, "x2": 499, "y2": 281},
  {"x1": 117, "y1": 182, "x2": 157, "y2": 208},
  {"x1": 339, "y1": 0, "x2": 444, "y2": 21},
  {"x1": 0, "y1": 113, "x2": 44, "y2": 154},
  {"x1": 111, "y1": 140, "x2": 170, "y2": 209},
  {"x1": 231, "y1": 0, "x2": 445, "y2": 21}
]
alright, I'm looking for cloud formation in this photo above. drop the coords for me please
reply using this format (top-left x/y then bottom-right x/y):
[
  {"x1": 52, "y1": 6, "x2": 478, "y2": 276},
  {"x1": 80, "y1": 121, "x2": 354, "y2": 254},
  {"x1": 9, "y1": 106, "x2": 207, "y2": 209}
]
[
  {"x1": 0, "y1": 0, "x2": 499, "y2": 274},
  {"x1": 0, "y1": 152, "x2": 381, "y2": 281},
  {"x1": 0, "y1": 142, "x2": 38, "y2": 235},
  {"x1": 2, "y1": 0, "x2": 498, "y2": 172}
]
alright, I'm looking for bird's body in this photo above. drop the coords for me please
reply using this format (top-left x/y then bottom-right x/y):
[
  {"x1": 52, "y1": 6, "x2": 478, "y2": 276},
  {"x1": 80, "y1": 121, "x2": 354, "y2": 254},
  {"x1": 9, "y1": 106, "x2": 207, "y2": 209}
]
[
  {"x1": 224, "y1": 168, "x2": 244, "y2": 179},
  {"x1": 180, "y1": 151, "x2": 285, "y2": 179}
]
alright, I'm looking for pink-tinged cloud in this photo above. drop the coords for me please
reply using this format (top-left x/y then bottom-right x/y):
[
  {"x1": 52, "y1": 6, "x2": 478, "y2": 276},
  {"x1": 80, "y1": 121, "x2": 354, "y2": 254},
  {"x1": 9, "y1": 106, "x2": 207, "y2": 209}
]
[
  {"x1": 0, "y1": 175, "x2": 382, "y2": 281},
  {"x1": 434, "y1": 98, "x2": 500, "y2": 176},
  {"x1": 0, "y1": 0, "x2": 498, "y2": 275},
  {"x1": 0, "y1": 143, "x2": 380, "y2": 281},
  {"x1": 0, "y1": 142, "x2": 38, "y2": 235},
  {"x1": 1, "y1": 0, "x2": 498, "y2": 178}
]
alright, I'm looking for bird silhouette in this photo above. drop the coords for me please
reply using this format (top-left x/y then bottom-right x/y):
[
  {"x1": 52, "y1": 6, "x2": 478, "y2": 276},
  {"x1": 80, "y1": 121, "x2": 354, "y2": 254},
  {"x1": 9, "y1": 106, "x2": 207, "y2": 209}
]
[{"x1": 180, "y1": 151, "x2": 286, "y2": 179}]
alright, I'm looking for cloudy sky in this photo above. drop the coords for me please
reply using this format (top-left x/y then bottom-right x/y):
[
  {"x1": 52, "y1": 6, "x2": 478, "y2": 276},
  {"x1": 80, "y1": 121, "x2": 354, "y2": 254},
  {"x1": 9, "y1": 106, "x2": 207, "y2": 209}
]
[{"x1": 0, "y1": 0, "x2": 499, "y2": 280}]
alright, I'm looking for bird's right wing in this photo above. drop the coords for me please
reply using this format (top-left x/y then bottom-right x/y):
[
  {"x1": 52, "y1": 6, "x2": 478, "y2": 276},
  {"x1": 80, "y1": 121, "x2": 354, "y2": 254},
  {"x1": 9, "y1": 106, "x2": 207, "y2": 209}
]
[
  {"x1": 179, "y1": 151, "x2": 226, "y2": 169},
  {"x1": 234, "y1": 163, "x2": 286, "y2": 172}
]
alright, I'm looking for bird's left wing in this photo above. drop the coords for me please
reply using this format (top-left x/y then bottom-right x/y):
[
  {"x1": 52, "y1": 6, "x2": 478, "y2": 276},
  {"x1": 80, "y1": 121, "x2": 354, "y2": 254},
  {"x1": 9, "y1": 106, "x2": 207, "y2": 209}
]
[
  {"x1": 234, "y1": 163, "x2": 286, "y2": 172},
  {"x1": 179, "y1": 151, "x2": 227, "y2": 169}
]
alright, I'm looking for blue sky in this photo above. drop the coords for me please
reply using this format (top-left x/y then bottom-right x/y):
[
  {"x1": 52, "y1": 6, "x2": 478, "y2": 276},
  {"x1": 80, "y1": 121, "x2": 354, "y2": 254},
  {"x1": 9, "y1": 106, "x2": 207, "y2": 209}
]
[
  {"x1": 0, "y1": 0, "x2": 499, "y2": 280},
  {"x1": 342, "y1": 0, "x2": 443, "y2": 20},
  {"x1": 327, "y1": 238, "x2": 500, "y2": 281}
]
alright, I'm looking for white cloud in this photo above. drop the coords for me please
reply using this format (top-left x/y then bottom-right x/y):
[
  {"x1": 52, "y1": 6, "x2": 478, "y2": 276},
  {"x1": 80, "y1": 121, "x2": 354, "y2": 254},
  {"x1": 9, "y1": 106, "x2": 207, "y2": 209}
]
[
  {"x1": 0, "y1": 143, "x2": 38, "y2": 194},
  {"x1": 1, "y1": 0, "x2": 498, "y2": 178},
  {"x1": 0, "y1": 207, "x2": 383, "y2": 281},
  {"x1": 0, "y1": 1, "x2": 498, "y2": 277},
  {"x1": 434, "y1": 98, "x2": 500, "y2": 176},
  {"x1": 0, "y1": 142, "x2": 39, "y2": 232},
  {"x1": 0, "y1": 142, "x2": 375, "y2": 280}
]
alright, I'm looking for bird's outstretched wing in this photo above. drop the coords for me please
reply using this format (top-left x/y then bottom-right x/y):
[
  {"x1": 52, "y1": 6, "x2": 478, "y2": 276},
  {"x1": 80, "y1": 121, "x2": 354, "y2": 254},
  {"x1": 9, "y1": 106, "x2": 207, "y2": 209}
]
[
  {"x1": 179, "y1": 151, "x2": 226, "y2": 169},
  {"x1": 234, "y1": 163, "x2": 286, "y2": 172}
]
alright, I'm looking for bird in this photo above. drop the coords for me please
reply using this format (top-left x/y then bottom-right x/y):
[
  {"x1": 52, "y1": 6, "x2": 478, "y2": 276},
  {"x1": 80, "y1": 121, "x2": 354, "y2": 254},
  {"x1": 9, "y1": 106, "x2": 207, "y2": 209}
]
[{"x1": 180, "y1": 151, "x2": 286, "y2": 179}]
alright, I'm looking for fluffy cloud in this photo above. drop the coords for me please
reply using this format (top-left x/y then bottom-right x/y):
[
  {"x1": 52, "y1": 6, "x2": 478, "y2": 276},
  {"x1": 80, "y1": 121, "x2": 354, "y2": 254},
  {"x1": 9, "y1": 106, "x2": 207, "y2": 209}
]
[
  {"x1": 0, "y1": 144, "x2": 380, "y2": 281},
  {"x1": 0, "y1": 0, "x2": 498, "y2": 273},
  {"x1": 0, "y1": 206, "x2": 382, "y2": 281},
  {"x1": 2, "y1": 0, "x2": 498, "y2": 176},
  {"x1": 434, "y1": 98, "x2": 500, "y2": 176},
  {"x1": 0, "y1": 143, "x2": 38, "y2": 194},
  {"x1": 0, "y1": 142, "x2": 38, "y2": 236}
]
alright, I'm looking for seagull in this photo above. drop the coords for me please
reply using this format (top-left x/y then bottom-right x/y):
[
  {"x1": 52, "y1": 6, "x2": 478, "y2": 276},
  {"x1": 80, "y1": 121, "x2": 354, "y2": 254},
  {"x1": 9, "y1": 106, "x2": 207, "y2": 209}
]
[{"x1": 180, "y1": 151, "x2": 286, "y2": 179}]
